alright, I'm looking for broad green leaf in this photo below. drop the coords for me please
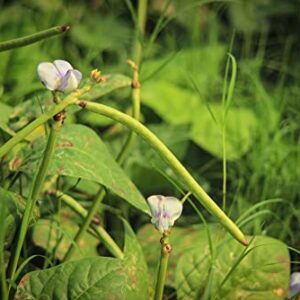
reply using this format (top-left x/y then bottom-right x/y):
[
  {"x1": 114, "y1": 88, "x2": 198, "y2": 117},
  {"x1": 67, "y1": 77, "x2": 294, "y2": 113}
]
[
  {"x1": 123, "y1": 220, "x2": 149, "y2": 299},
  {"x1": 20, "y1": 124, "x2": 149, "y2": 214},
  {"x1": 142, "y1": 81, "x2": 257, "y2": 160},
  {"x1": 84, "y1": 74, "x2": 131, "y2": 101},
  {"x1": 0, "y1": 188, "x2": 39, "y2": 248},
  {"x1": 32, "y1": 208, "x2": 99, "y2": 260},
  {"x1": 15, "y1": 221, "x2": 149, "y2": 300},
  {"x1": 0, "y1": 92, "x2": 51, "y2": 142},
  {"x1": 191, "y1": 104, "x2": 257, "y2": 160},
  {"x1": 141, "y1": 46, "x2": 225, "y2": 94},
  {"x1": 175, "y1": 226, "x2": 290, "y2": 299},
  {"x1": 14, "y1": 257, "x2": 127, "y2": 300},
  {"x1": 142, "y1": 81, "x2": 200, "y2": 125},
  {"x1": 8, "y1": 92, "x2": 51, "y2": 132}
]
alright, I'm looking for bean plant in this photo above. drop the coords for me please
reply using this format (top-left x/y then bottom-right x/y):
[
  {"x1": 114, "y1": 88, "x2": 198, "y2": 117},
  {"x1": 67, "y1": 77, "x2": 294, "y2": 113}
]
[{"x1": 0, "y1": 1, "x2": 297, "y2": 299}]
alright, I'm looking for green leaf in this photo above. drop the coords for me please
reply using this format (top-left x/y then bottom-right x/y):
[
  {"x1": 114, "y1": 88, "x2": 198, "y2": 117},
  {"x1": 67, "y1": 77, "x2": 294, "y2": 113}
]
[
  {"x1": 191, "y1": 104, "x2": 257, "y2": 160},
  {"x1": 0, "y1": 188, "x2": 39, "y2": 248},
  {"x1": 142, "y1": 81, "x2": 200, "y2": 125},
  {"x1": 20, "y1": 124, "x2": 149, "y2": 214},
  {"x1": 85, "y1": 74, "x2": 131, "y2": 101},
  {"x1": 142, "y1": 81, "x2": 257, "y2": 160},
  {"x1": 14, "y1": 257, "x2": 127, "y2": 300},
  {"x1": 175, "y1": 226, "x2": 290, "y2": 299},
  {"x1": 141, "y1": 46, "x2": 225, "y2": 92},
  {"x1": 32, "y1": 208, "x2": 99, "y2": 261},
  {"x1": 15, "y1": 221, "x2": 149, "y2": 300},
  {"x1": 123, "y1": 220, "x2": 149, "y2": 299}
]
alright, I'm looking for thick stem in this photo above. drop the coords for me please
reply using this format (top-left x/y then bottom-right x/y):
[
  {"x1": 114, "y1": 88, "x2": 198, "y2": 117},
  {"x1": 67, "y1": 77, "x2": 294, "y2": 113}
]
[
  {"x1": 116, "y1": 61, "x2": 140, "y2": 165},
  {"x1": 54, "y1": 190, "x2": 124, "y2": 259},
  {"x1": 0, "y1": 25, "x2": 69, "y2": 52},
  {"x1": 131, "y1": 0, "x2": 148, "y2": 65},
  {"x1": 154, "y1": 235, "x2": 171, "y2": 300},
  {"x1": 78, "y1": 100, "x2": 248, "y2": 246},
  {"x1": 7, "y1": 115, "x2": 63, "y2": 285},
  {"x1": 118, "y1": 0, "x2": 147, "y2": 166}
]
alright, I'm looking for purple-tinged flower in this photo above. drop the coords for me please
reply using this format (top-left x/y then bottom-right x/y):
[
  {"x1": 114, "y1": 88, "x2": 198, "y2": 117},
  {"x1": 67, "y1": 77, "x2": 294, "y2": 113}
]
[
  {"x1": 147, "y1": 195, "x2": 183, "y2": 234},
  {"x1": 37, "y1": 60, "x2": 82, "y2": 92},
  {"x1": 289, "y1": 272, "x2": 300, "y2": 299}
]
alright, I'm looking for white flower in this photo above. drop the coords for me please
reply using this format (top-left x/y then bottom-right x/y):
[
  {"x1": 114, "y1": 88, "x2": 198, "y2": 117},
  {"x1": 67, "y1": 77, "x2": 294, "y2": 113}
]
[
  {"x1": 37, "y1": 59, "x2": 82, "y2": 92},
  {"x1": 289, "y1": 272, "x2": 300, "y2": 299},
  {"x1": 147, "y1": 195, "x2": 183, "y2": 234}
]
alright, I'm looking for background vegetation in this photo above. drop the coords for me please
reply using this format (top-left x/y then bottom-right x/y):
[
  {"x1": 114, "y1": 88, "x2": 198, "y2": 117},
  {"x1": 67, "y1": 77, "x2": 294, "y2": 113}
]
[{"x1": 0, "y1": 0, "x2": 299, "y2": 299}]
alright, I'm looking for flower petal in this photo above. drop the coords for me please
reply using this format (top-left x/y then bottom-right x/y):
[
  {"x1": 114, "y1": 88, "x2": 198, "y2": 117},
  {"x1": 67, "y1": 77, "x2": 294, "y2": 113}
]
[
  {"x1": 72, "y1": 69, "x2": 82, "y2": 83},
  {"x1": 147, "y1": 195, "x2": 164, "y2": 219},
  {"x1": 59, "y1": 69, "x2": 81, "y2": 92},
  {"x1": 163, "y1": 196, "x2": 183, "y2": 226},
  {"x1": 147, "y1": 195, "x2": 183, "y2": 233},
  {"x1": 37, "y1": 62, "x2": 61, "y2": 91},
  {"x1": 53, "y1": 59, "x2": 73, "y2": 76},
  {"x1": 289, "y1": 272, "x2": 300, "y2": 298}
]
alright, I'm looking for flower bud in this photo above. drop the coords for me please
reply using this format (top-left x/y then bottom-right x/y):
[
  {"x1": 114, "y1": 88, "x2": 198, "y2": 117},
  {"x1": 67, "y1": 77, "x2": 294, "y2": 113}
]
[{"x1": 90, "y1": 69, "x2": 102, "y2": 83}]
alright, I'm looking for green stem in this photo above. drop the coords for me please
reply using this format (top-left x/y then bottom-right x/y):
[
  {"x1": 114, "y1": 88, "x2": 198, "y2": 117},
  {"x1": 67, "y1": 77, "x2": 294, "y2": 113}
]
[
  {"x1": 62, "y1": 188, "x2": 116, "y2": 261},
  {"x1": 116, "y1": 62, "x2": 140, "y2": 165},
  {"x1": 0, "y1": 87, "x2": 88, "y2": 160},
  {"x1": 0, "y1": 25, "x2": 69, "y2": 52},
  {"x1": 154, "y1": 235, "x2": 170, "y2": 300},
  {"x1": 7, "y1": 116, "x2": 63, "y2": 286},
  {"x1": 131, "y1": 0, "x2": 148, "y2": 65},
  {"x1": 79, "y1": 100, "x2": 248, "y2": 246},
  {"x1": 0, "y1": 200, "x2": 8, "y2": 300},
  {"x1": 55, "y1": 190, "x2": 124, "y2": 259},
  {"x1": 119, "y1": 0, "x2": 147, "y2": 165}
]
